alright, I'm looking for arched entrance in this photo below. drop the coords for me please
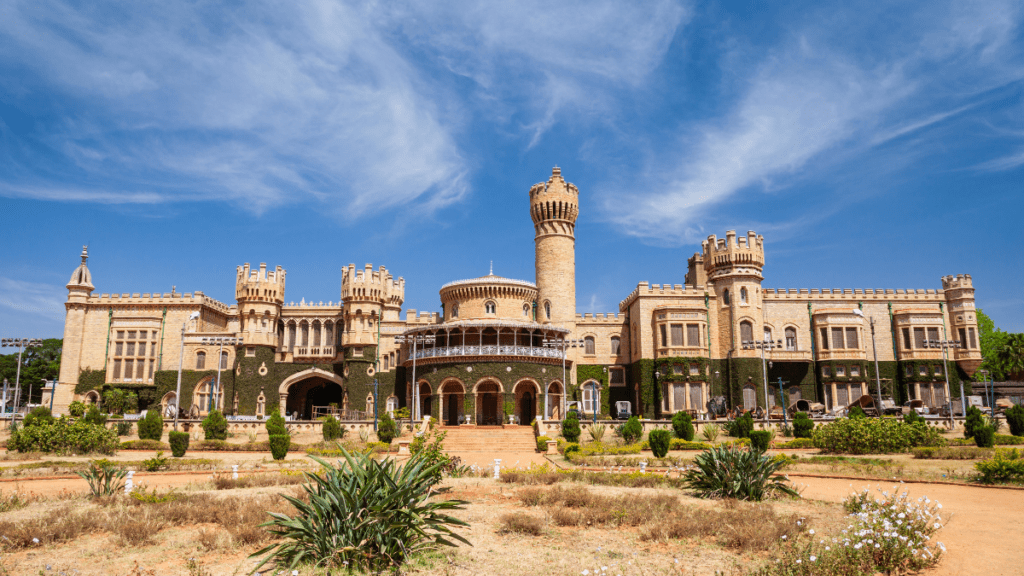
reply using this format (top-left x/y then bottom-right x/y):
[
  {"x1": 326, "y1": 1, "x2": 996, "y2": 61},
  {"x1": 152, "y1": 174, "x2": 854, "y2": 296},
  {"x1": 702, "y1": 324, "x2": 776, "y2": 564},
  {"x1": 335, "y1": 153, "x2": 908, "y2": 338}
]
[
  {"x1": 286, "y1": 377, "x2": 344, "y2": 420},
  {"x1": 475, "y1": 379, "x2": 502, "y2": 426},
  {"x1": 514, "y1": 379, "x2": 539, "y2": 425},
  {"x1": 419, "y1": 382, "x2": 433, "y2": 422},
  {"x1": 546, "y1": 381, "x2": 563, "y2": 420},
  {"x1": 439, "y1": 379, "x2": 465, "y2": 426}
]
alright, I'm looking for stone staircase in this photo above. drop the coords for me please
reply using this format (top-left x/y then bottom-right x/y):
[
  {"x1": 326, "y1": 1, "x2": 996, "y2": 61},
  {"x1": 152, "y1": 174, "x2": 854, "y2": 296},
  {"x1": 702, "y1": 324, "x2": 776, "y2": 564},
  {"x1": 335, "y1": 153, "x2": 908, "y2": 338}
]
[{"x1": 440, "y1": 426, "x2": 538, "y2": 453}]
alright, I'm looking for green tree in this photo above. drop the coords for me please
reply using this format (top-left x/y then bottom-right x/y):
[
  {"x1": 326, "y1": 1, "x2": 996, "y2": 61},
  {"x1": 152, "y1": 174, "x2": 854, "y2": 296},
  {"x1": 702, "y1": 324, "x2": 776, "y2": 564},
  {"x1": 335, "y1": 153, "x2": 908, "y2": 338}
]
[
  {"x1": 997, "y1": 333, "x2": 1024, "y2": 380},
  {"x1": 0, "y1": 339, "x2": 62, "y2": 405},
  {"x1": 976, "y1": 309, "x2": 1011, "y2": 380}
]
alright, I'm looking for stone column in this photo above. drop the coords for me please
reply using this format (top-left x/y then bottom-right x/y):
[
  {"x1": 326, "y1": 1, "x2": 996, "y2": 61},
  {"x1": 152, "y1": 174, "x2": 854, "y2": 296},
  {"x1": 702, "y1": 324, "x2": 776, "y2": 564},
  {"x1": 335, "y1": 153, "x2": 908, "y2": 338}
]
[{"x1": 279, "y1": 393, "x2": 288, "y2": 417}]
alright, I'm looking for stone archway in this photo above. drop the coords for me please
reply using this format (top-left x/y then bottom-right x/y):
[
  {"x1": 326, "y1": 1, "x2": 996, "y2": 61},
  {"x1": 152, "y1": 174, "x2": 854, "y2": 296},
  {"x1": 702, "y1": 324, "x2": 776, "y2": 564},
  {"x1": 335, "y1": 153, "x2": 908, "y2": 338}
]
[
  {"x1": 546, "y1": 381, "x2": 563, "y2": 420},
  {"x1": 279, "y1": 367, "x2": 346, "y2": 419},
  {"x1": 418, "y1": 381, "x2": 433, "y2": 422},
  {"x1": 160, "y1": 391, "x2": 178, "y2": 418},
  {"x1": 439, "y1": 379, "x2": 465, "y2": 426},
  {"x1": 473, "y1": 379, "x2": 503, "y2": 426},
  {"x1": 513, "y1": 379, "x2": 540, "y2": 425}
]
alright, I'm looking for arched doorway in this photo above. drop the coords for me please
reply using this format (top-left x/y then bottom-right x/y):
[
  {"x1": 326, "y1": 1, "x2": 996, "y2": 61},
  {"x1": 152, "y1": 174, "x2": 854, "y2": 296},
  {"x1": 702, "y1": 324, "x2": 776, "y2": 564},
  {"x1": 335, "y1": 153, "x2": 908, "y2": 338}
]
[
  {"x1": 439, "y1": 379, "x2": 465, "y2": 426},
  {"x1": 285, "y1": 377, "x2": 344, "y2": 420},
  {"x1": 546, "y1": 381, "x2": 563, "y2": 420},
  {"x1": 514, "y1": 380, "x2": 539, "y2": 425},
  {"x1": 419, "y1": 381, "x2": 432, "y2": 421},
  {"x1": 475, "y1": 380, "x2": 502, "y2": 426}
]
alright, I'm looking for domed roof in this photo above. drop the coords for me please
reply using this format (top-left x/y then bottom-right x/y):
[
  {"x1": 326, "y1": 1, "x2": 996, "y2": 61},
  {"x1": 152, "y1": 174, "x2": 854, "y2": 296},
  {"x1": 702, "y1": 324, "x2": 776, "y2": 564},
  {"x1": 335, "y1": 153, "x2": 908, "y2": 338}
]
[
  {"x1": 67, "y1": 246, "x2": 94, "y2": 290},
  {"x1": 440, "y1": 274, "x2": 536, "y2": 291}
]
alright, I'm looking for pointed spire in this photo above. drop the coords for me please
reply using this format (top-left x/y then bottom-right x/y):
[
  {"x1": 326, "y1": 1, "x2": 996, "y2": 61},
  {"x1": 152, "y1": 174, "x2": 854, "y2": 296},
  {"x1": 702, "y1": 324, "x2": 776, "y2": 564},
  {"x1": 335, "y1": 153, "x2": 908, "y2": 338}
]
[{"x1": 67, "y1": 245, "x2": 94, "y2": 290}]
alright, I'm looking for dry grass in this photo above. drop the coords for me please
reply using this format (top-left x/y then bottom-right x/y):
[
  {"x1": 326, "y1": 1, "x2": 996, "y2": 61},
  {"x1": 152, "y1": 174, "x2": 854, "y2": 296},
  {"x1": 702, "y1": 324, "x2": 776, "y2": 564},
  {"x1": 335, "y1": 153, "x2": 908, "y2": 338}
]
[
  {"x1": 498, "y1": 512, "x2": 545, "y2": 536},
  {"x1": 211, "y1": 471, "x2": 307, "y2": 490}
]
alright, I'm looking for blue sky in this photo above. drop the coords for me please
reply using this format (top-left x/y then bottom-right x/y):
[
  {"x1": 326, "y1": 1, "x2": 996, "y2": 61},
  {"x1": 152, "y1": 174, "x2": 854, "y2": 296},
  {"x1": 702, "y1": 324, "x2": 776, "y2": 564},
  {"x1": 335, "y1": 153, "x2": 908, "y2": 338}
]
[{"x1": 1, "y1": 0, "x2": 1023, "y2": 338}]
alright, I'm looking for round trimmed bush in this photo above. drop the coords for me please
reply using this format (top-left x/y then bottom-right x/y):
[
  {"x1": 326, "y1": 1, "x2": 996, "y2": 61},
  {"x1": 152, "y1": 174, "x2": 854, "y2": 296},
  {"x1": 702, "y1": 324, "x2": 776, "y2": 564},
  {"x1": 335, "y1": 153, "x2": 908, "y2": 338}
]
[
  {"x1": 23, "y1": 407, "x2": 54, "y2": 428},
  {"x1": 83, "y1": 405, "x2": 107, "y2": 427},
  {"x1": 848, "y1": 405, "x2": 867, "y2": 419},
  {"x1": 169, "y1": 431, "x2": 189, "y2": 457},
  {"x1": 749, "y1": 430, "x2": 771, "y2": 453},
  {"x1": 964, "y1": 406, "x2": 984, "y2": 439},
  {"x1": 974, "y1": 425, "x2": 995, "y2": 448},
  {"x1": 535, "y1": 435, "x2": 551, "y2": 452},
  {"x1": 561, "y1": 414, "x2": 581, "y2": 443},
  {"x1": 202, "y1": 409, "x2": 228, "y2": 441},
  {"x1": 376, "y1": 412, "x2": 398, "y2": 444},
  {"x1": 1004, "y1": 405, "x2": 1024, "y2": 438},
  {"x1": 138, "y1": 409, "x2": 164, "y2": 441},
  {"x1": 648, "y1": 429, "x2": 671, "y2": 458},
  {"x1": 269, "y1": 434, "x2": 291, "y2": 460},
  {"x1": 322, "y1": 415, "x2": 343, "y2": 441},
  {"x1": 904, "y1": 410, "x2": 925, "y2": 425},
  {"x1": 562, "y1": 442, "x2": 581, "y2": 457},
  {"x1": 730, "y1": 413, "x2": 754, "y2": 439},
  {"x1": 620, "y1": 416, "x2": 643, "y2": 444},
  {"x1": 672, "y1": 411, "x2": 694, "y2": 441},
  {"x1": 68, "y1": 401, "x2": 86, "y2": 418},
  {"x1": 266, "y1": 412, "x2": 287, "y2": 436},
  {"x1": 793, "y1": 412, "x2": 814, "y2": 438}
]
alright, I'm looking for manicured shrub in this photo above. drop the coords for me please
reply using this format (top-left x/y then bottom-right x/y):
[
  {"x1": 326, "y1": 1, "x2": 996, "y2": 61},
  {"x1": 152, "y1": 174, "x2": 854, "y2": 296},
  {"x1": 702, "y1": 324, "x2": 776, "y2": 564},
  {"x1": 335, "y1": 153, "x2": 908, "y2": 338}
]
[
  {"x1": 813, "y1": 417, "x2": 945, "y2": 454},
  {"x1": 561, "y1": 414, "x2": 581, "y2": 443},
  {"x1": 562, "y1": 442, "x2": 581, "y2": 457},
  {"x1": 169, "y1": 431, "x2": 189, "y2": 457},
  {"x1": 68, "y1": 401, "x2": 86, "y2": 418},
  {"x1": 904, "y1": 410, "x2": 925, "y2": 425},
  {"x1": 994, "y1": 434, "x2": 1024, "y2": 445},
  {"x1": 322, "y1": 415, "x2": 343, "y2": 441},
  {"x1": 8, "y1": 419, "x2": 119, "y2": 455},
  {"x1": 535, "y1": 435, "x2": 551, "y2": 452},
  {"x1": 266, "y1": 412, "x2": 287, "y2": 436},
  {"x1": 376, "y1": 412, "x2": 398, "y2": 445},
  {"x1": 648, "y1": 429, "x2": 671, "y2": 458},
  {"x1": 671, "y1": 411, "x2": 694, "y2": 441},
  {"x1": 974, "y1": 425, "x2": 995, "y2": 448},
  {"x1": 252, "y1": 448, "x2": 469, "y2": 573},
  {"x1": 83, "y1": 405, "x2": 107, "y2": 427},
  {"x1": 23, "y1": 407, "x2": 54, "y2": 428},
  {"x1": 1005, "y1": 405, "x2": 1024, "y2": 438},
  {"x1": 749, "y1": 430, "x2": 771, "y2": 453},
  {"x1": 774, "y1": 438, "x2": 815, "y2": 449},
  {"x1": 668, "y1": 439, "x2": 713, "y2": 451},
  {"x1": 964, "y1": 406, "x2": 984, "y2": 439},
  {"x1": 729, "y1": 413, "x2": 754, "y2": 439},
  {"x1": 202, "y1": 409, "x2": 228, "y2": 441},
  {"x1": 137, "y1": 409, "x2": 164, "y2": 441},
  {"x1": 847, "y1": 405, "x2": 867, "y2": 419},
  {"x1": 975, "y1": 448, "x2": 1024, "y2": 483},
  {"x1": 620, "y1": 417, "x2": 643, "y2": 444},
  {"x1": 682, "y1": 444, "x2": 798, "y2": 501},
  {"x1": 792, "y1": 412, "x2": 814, "y2": 438},
  {"x1": 115, "y1": 421, "x2": 133, "y2": 436},
  {"x1": 269, "y1": 434, "x2": 291, "y2": 460}
]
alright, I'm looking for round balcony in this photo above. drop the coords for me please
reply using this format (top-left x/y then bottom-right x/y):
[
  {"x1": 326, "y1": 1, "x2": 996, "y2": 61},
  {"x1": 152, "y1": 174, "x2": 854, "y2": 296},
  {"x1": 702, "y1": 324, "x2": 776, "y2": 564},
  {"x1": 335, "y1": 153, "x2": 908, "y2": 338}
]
[{"x1": 399, "y1": 320, "x2": 570, "y2": 366}]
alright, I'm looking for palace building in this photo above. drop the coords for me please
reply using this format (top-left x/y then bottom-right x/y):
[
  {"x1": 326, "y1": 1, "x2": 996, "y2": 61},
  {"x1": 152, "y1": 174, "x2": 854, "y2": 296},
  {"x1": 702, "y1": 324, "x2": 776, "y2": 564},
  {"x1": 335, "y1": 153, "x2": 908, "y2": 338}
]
[{"x1": 54, "y1": 167, "x2": 984, "y2": 422}]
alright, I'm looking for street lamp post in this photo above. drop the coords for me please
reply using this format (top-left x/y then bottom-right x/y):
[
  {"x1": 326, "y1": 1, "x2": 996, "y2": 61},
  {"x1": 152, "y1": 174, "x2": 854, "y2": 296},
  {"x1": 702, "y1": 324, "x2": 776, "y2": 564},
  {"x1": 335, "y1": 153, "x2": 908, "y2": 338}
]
[
  {"x1": 1, "y1": 379, "x2": 7, "y2": 416},
  {"x1": 1, "y1": 338, "x2": 43, "y2": 416},
  {"x1": 714, "y1": 370, "x2": 720, "y2": 418},
  {"x1": 394, "y1": 333, "x2": 436, "y2": 422},
  {"x1": 924, "y1": 338, "x2": 962, "y2": 428},
  {"x1": 201, "y1": 335, "x2": 243, "y2": 414},
  {"x1": 544, "y1": 337, "x2": 582, "y2": 420},
  {"x1": 979, "y1": 369, "x2": 993, "y2": 418},
  {"x1": 742, "y1": 337, "x2": 782, "y2": 423},
  {"x1": 46, "y1": 379, "x2": 57, "y2": 412}
]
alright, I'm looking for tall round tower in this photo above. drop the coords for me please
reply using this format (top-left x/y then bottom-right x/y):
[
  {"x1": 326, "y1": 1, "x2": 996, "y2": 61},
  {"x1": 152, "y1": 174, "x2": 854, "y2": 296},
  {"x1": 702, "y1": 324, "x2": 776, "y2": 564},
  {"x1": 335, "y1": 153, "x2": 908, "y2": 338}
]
[
  {"x1": 702, "y1": 231, "x2": 765, "y2": 359},
  {"x1": 530, "y1": 167, "x2": 578, "y2": 329}
]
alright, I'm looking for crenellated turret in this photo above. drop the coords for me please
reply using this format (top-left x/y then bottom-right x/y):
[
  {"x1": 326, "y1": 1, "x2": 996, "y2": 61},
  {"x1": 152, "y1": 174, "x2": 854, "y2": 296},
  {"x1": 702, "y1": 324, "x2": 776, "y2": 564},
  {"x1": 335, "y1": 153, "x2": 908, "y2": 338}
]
[
  {"x1": 702, "y1": 231, "x2": 766, "y2": 358},
  {"x1": 340, "y1": 264, "x2": 404, "y2": 347},
  {"x1": 235, "y1": 263, "x2": 285, "y2": 348},
  {"x1": 531, "y1": 167, "x2": 578, "y2": 330}
]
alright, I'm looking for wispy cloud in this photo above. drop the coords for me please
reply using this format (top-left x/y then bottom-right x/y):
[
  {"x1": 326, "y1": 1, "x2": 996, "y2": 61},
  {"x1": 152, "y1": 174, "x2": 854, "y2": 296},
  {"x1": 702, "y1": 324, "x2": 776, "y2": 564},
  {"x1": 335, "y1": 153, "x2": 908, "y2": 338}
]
[
  {"x1": 0, "y1": 278, "x2": 66, "y2": 322},
  {"x1": 972, "y1": 149, "x2": 1024, "y2": 171},
  {"x1": 0, "y1": 0, "x2": 468, "y2": 217},
  {"x1": 600, "y1": 0, "x2": 1024, "y2": 243}
]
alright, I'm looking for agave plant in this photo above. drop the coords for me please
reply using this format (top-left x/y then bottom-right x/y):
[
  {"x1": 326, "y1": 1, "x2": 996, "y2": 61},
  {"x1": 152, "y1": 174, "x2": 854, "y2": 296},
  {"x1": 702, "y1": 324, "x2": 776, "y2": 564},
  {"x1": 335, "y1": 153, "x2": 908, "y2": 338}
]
[
  {"x1": 683, "y1": 444, "x2": 798, "y2": 501},
  {"x1": 251, "y1": 447, "x2": 470, "y2": 573},
  {"x1": 76, "y1": 462, "x2": 128, "y2": 496}
]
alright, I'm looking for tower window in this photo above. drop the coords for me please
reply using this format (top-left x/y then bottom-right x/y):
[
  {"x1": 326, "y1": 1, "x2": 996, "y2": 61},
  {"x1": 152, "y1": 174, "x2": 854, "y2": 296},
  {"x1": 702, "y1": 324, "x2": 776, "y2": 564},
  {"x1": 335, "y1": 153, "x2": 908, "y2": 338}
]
[
  {"x1": 545, "y1": 301, "x2": 551, "y2": 319},
  {"x1": 610, "y1": 336, "x2": 620, "y2": 355},
  {"x1": 196, "y1": 351, "x2": 206, "y2": 370},
  {"x1": 523, "y1": 304, "x2": 530, "y2": 317},
  {"x1": 740, "y1": 287, "x2": 748, "y2": 304},
  {"x1": 485, "y1": 301, "x2": 496, "y2": 314},
  {"x1": 785, "y1": 327, "x2": 797, "y2": 351},
  {"x1": 723, "y1": 290, "x2": 730, "y2": 305},
  {"x1": 584, "y1": 336, "x2": 595, "y2": 355},
  {"x1": 452, "y1": 305, "x2": 459, "y2": 318},
  {"x1": 740, "y1": 321, "x2": 753, "y2": 343},
  {"x1": 686, "y1": 324, "x2": 700, "y2": 347},
  {"x1": 220, "y1": 351, "x2": 228, "y2": 369},
  {"x1": 670, "y1": 324, "x2": 683, "y2": 346}
]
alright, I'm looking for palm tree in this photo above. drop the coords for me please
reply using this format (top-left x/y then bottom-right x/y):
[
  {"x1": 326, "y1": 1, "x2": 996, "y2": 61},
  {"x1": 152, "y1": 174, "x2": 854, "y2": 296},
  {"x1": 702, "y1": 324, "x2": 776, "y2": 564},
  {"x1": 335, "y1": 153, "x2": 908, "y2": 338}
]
[{"x1": 998, "y1": 334, "x2": 1024, "y2": 380}]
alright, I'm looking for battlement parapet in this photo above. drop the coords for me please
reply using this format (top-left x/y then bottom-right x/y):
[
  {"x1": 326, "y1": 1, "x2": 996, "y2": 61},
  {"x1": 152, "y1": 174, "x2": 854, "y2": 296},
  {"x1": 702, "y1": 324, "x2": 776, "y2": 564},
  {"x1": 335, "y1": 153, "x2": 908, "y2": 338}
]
[
  {"x1": 341, "y1": 263, "x2": 405, "y2": 305},
  {"x1": 941, "y1": 274, "x2": 974, "y2": 291},
  {"x1": 404, "y1": 310, "x2": 440, "y2": 324},
  {"x1": 575, "y1": 312, "x2": 625, "y2": 323},
  {"x1": 702, "y1": 230, "x2": 764, "y2": 274},
  {"x1": 235, "y1": 263, "x2": 285, "y2": 304},
  {"x1": 618, "y1": 281, "x2": 709, "y2": 311},
  {"x1": 762, "y1": 288, "x2": 947, "y2": 301},
  {"x1": 88, "y1": 292, "x2": 233, "y2": 313}
]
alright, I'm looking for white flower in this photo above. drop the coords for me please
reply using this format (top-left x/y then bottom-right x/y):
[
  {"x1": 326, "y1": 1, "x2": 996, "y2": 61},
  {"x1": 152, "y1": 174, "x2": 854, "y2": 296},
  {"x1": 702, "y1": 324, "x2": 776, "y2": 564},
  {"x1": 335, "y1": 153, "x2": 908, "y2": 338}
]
[
  {"x1": 809, "y1": 529, "x2": 815, "y2": 535},
  {"x1": 809, "y1": 556, "x2": 817, "y2": 562},
  {"x1": 796, "y1": 559, "x2": 802, "y2": 564},
  {"x1": 938, "y1": 542, "x2": 946, "y2": 552},
  {"x1": 781, "y1": 535, "x2": 787, "y2": 540},
  {"x1": 32, "y1": 538, "x2": 39, "y2": 544},
  {"x1": 583, "y1": 571, "x2": 590, "y2": 575},
  {"x1": 825, "y1": 547, "x2": 831, "y2": 551}
]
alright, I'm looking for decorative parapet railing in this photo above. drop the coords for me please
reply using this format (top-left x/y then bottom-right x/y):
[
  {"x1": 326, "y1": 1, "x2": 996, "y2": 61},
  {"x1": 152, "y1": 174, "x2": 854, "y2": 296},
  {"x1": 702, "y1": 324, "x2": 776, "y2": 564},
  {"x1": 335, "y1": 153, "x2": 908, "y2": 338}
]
[
  {"x1": 293, "y1": 346, "x2": 336, "y2": 358},
  {"x1": 412, "y1": 345, "x2": 565, "y2": 360}
]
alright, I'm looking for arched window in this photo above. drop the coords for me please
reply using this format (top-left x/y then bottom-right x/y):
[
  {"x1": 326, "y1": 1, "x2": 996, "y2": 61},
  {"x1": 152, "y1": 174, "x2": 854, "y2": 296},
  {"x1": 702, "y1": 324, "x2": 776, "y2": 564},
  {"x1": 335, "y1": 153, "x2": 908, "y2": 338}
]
[
  {"x1": 584, "y1": 336, "x2": 595, "y2": 355},
  {"x1": 523, "y1": 303, "x2": 530, "y2": 317},
  {"x1": 740, "y1": 287, "x2": 748, "y2": 304},
  {"x1": 386, "y1": 396, "x2": 398, "y2": 415},
  {"x1": 740, "y1": 321, "x2": 753, "y2": 344},
  {"x1": 383, "y1": 354, "x2": 389, "y2": 370},
  {"x1": 764, "y1": 328, "x2": 772, "y2": 343},
  {"x1": 485, "y1": 301, "x2": 496, "y2": 314},
  {"x1": 194, "y1": 377, "x2": 223, "y2": 413},
  {"x1": 723, "y1": 289, "x2": 730, "y2": 305},
  {"x1": 220, "y1": 350, "x2": 228, "y2": 369},
  {"x1": 583, "y1": 382, "x2": 601, "y2": 414},
  {"x1": 545, "y1": 301, "x2": 551, "y2": 319},
  {"x1": 452, "y1": 305, "x2": 459, "y2": 318},
  {"x1": 325, "y1": 321, "x2": 334, "y2": 346},
  {"x1": 195, "y1": 351, "x2": 206, "y2": 370},
  {"x1": 366, "y1": 393, "x2": 375, "y2": 416},
  {"x1": 785, "y1": 327, "x2": 797, "y2": 351},
  {"x1": 610, "y1": 336, "x2": 621, "y2": 355},
  {"x1": 300, "y1": 321, "x2": 309, "y2": 346}
]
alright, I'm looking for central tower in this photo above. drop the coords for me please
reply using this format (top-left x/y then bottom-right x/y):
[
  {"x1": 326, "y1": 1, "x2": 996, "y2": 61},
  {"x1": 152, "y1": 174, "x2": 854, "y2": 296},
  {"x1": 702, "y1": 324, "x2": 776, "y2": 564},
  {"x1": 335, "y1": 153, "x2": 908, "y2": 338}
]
[{"x1": 530, "y1": 167, "x2": 578, "y2": 329}]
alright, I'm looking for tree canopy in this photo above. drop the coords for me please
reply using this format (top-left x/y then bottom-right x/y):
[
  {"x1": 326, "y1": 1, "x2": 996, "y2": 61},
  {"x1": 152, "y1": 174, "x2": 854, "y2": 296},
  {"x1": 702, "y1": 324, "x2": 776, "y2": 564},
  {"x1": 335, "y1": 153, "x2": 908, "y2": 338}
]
[
  {"x1": 976, "y1": 309, "x2": 1022, "y2": 381},
  {"x1": 0, "y1": 339, "x2": 62, "y2": 404}
]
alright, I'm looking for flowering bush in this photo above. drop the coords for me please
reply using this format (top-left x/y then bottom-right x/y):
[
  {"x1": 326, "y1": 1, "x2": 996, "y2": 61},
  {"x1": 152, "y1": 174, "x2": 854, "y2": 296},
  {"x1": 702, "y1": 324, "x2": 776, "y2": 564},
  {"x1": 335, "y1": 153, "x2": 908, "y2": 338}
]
[
  {"x1": 8, "y1": 418, "x2": 118, "y2": 455},
  {"x1": 975, "y1": 448, "x2": 1024, "y2": 484},
  {"x1": 752, "y1": 486, "x2": 945, "y2": 575},
  {"x1": 812, "y1": 417, "x2": 945, "y2": 454}
]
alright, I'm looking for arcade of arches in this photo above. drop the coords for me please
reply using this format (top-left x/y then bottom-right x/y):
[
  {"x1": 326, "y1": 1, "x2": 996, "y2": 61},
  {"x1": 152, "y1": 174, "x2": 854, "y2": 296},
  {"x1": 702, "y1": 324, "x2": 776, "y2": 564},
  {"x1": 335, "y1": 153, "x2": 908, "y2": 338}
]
[
  {"x1": 284, "y1": 376, "x2": 345, "y2": 420},
  {"x1": 423, "y1": 377, "x2": 562, "y2": 426}
]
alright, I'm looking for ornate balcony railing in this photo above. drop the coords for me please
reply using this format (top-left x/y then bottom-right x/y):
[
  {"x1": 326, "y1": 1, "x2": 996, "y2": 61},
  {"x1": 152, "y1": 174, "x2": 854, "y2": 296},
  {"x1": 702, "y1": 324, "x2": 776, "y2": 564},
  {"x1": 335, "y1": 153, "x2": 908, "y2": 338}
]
[
  {"x1": 412, "y1": 345, "x2": 564, "y2": 360},
  {"x1": 294, "y1": 346, "x2": 336, "y2": 358}
]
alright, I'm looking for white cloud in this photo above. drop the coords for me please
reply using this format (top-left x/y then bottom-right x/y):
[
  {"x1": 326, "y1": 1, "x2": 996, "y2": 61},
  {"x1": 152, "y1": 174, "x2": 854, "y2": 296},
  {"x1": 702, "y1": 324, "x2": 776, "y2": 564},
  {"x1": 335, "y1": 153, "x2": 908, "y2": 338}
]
[
  {"x1": 600, "y1": 0, "x2": 1024, "y2": 243},
  {"x1": 0, "y1": 278, "x2": 66, "y2": 322},
  {"x1": 973, "y1": 149, "x2": 1024, "y2": 171},
  {"x1": 0, "y1": 0, "x2": 468, "y2": 216}
]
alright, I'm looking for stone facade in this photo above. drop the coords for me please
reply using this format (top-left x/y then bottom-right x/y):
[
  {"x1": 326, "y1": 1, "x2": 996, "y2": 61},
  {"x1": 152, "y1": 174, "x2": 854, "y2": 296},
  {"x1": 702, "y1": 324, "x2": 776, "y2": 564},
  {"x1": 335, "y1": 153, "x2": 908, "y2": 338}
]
[{"x1": 55, "y1": 167, "x2": 984, "y2": 421}]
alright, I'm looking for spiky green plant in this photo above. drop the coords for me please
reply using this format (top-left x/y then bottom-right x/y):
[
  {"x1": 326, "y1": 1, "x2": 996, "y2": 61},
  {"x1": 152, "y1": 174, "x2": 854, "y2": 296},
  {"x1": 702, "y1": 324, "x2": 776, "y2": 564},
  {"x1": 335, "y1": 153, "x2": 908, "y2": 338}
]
[
  {"x1": 251, "y1": 447, "x2": 470, "y2": 573},
  {"x1": 682, "y1": 444, "x2": 798, "y2": 501},
  {"x1": 76, "y1": 462, "x2": 129, "y2": 496}
]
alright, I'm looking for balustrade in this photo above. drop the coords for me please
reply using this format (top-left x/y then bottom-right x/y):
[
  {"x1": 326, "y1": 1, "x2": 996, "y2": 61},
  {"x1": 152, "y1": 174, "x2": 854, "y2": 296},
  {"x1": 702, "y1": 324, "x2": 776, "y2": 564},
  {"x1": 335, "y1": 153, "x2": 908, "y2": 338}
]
[
  {"x1": 412, "y1": 345, "x2": 564, "y2": 360},
  {"x1": 294, "y1": 346, "x2": 336, "y2": 358}
]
